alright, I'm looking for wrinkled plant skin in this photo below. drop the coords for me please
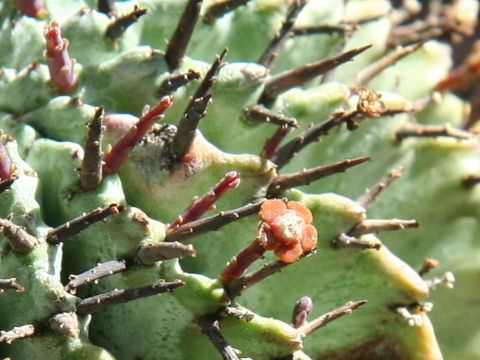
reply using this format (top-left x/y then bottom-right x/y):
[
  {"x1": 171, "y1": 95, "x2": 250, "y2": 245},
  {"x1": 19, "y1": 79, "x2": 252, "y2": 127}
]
[{"x1": 0, "y1": 0, "x2": 480, "y2": 359}]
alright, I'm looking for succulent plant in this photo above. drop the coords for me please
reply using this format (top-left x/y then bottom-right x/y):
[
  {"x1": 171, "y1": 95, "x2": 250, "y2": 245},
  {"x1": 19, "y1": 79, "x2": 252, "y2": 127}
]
[{"x1": 1, "y1": 0, "x2": 480, "y2": 359}]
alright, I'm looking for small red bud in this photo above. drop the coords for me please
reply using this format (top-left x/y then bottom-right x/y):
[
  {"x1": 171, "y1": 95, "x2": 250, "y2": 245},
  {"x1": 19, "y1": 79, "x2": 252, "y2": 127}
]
[
  {"x1": 15, "y1": 0, "x2": 47, "y2": 18},
  {"x1": 45, "y1": 22, "x2": 77, "y2": 94},
  {"x1": 0, "y1": 140, "x2": 14, "y2": 181}
]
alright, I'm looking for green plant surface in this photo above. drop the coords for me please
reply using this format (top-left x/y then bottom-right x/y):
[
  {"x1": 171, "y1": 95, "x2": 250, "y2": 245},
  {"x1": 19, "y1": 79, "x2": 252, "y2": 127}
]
[{"x1": 1, "y1": 0, "x2": 480, "y2": 359}]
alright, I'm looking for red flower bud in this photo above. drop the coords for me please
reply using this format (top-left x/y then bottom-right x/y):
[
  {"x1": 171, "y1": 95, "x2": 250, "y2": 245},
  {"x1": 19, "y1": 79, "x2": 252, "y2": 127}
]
[{"x1": 258, "y1": 200, "x2": 317, "y2": 263}]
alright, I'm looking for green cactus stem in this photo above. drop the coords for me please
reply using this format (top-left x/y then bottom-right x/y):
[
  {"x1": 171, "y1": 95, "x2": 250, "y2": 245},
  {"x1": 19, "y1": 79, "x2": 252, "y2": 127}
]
[{"x1": 1, "y1": 0, "x2": 480, "y2": 358}]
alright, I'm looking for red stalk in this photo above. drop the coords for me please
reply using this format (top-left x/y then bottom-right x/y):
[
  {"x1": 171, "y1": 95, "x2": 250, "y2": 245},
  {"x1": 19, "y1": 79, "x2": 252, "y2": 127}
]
[
  {"x1": 45, "y1": 22, "x2": 77, "y2": 94},
  {"x1": 261, "y1": 125, "x2": 292, "y2": 159},
  {"x1": 15, "y1": 0, "x2": 47, "y2": 18},
  {"x1": 170, "y1": 171, "x2": 241, "y2": 229},
  {"x1": 0, "y1": 140, "x2": 13, "y2": 181},
  {"x1": 219, "y1": 239, "x2": 266, "y2": 285},
  {"x1": 103, "y1": 96, "x2": 174, "y2": 174}
]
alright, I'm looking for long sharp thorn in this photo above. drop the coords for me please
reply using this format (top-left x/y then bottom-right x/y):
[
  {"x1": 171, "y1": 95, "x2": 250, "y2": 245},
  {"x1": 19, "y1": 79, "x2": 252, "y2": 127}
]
[
  {"x1": 170, "y1": 49, "x2": 227, "y2": 160},
  {"x1": 0, "y1": 278, "x2": 25, "y2": 293},
  {"x1": 270, "y1": 87, "x2": 393, "y2": 169},
  {"x1": 170, "y1": 95, "x2": 212, "y2": 160},
  {"x1": 258, "y1": 0, "x2": 307, "y2": 69},
  {"x1": 0, "y1": 324, "x2": 37, "y2": 344},
  {"x1": 298, "y1": 300, "x2": 368, "y2": 336},
  {"x1": 389, "y1": 0, "x2": 422, "y2": 26},
  {"x1": 170, "y1": 171, "x2": 241, "y2": 229},
  {"x1": 463, "y1": 175, "x2": 480, "y2": 188},
  {"x1": 80, "y1": 107, "x2": 104, "y2": 191},
  {"x1": 267, "y1": 157, "x2": 371, "y2": 197},
  {"x1": 158, "y1": 69, "x2": 201, "y2": 98},
  {"x1": 292, "y1": 23, "x2": 359, "y2": 37},
  {"x1": 106, "y1": 6, "x2": 148, "y2": 41},
  {"x1": 352, "y1": 42, "x2": 423, "y2": 86},
  {"x1": 390, "y1": 27, "x2": 444, "y2": 48},
  {"x1": 388, "y1": 6, "x2": 475, "y2": 48},
  {"x1": 395, "y1": 123, "x2": 473, "y2": 141},
  {"x1": 193, "y1": 49, "x2": 228, "y2": 102},
  {"x1": 165, "y1": 0, "x2": 204, "y2": 71},
  {"x1": 165, "y1": 198, "x2": 265, "y2": 243},
  {"x1": 0, "y1": 218, "x2": 39, "y2": 254},
  {"x1": 198, "y1": 316, "x2": 240, "y2": 360},
  {"x1": 219, "y1": 240, "x2": 267, "y2": 285},
  {"x1": 203, "y1": 0, "x2": 251, "y2": 24},
  {"x1": 0, "y1": 177, "x2": 15, "y2": 195},
  {"x1": 349, "y1": 219, "x2": 420, "y2": 237},
  {"x1": 65, "y1": 260, "x2": 129, "y2": 294},
  {"x1": 418, "y1": 258, "x2": 440, "y2": 276},
  {"x1": 137, "y1": 241, "x2": 196, "y2": 265},
  {"x1": 332, "y1": 233, "x2": 382, "y2": 250},
  {"x1": 98, "y1": 0, "x2": 115, "y2": 14},
  {"x1": 260, "y1": 45, "x2": 371, "y2": 104},
  {"x1": 261, "y1": 125, "x2": 293, "y2": 160},
  {"x1": 75, "y1": 280, "x2": 185, "y2": 315},
  {"x1": 47, "y1": 204, "x2": 124, "y2": 244},
  {"x1": 227, "y1": 261, "x2": 288, "y2": 299},
  {"x1": 270, "y1": 110, "x2": 358, "y2": 169},
  {"x1": 103, "y1": 95, "x2": 174, "y2": 174},
  {"x1": 357, "y1": 166, "x2": 405, "y2": 208},
  {"x1": 245, "y1": 105, "x2": 299, "y2": 128},
  {"x1": 227, "y1": 249, "x2": 315, "y2": 299}
]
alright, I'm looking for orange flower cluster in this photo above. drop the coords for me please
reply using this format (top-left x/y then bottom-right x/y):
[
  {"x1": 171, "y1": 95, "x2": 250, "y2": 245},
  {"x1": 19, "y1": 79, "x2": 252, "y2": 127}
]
[{"x1": 258, "y1": 200, "x2": 318, "y2": 263}]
